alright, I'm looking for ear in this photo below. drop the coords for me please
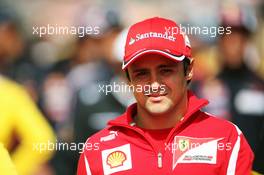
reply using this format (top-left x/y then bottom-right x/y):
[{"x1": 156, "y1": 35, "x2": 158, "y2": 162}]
[
  {"x1": 125, "y1": 68, "x2": 133, "y2": 85},
  {"x1": 186, "y1": 58, "x2": 194, "y2": 81},
  {"x1": 127, "y1": 78, "x2": 132, "y2": 86}
]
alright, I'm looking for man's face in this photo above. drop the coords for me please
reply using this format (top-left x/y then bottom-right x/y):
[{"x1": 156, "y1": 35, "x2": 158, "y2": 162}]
[{"x1": 127, "y1": 54, "x2": 192, "y2": 115}]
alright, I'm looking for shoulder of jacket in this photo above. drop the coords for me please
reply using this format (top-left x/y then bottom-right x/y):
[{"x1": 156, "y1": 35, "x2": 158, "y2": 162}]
[
  {"x1": 199, "y1": 111, "x2": 239, "y2": 133},
  {"x1": 84, "y1": 126, "x2": 114, "y2": 144}
]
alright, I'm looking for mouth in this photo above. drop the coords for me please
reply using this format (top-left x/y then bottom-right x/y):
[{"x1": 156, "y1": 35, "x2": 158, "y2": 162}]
[{"x1": 146, "y1": 93, "x2": 168, "y2": 102}]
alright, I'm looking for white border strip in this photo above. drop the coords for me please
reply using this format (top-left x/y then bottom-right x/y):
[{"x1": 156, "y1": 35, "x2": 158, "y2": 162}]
[
  {"x1": 226, "y1": 125, "x2": 242, "y2": 175},
  {"x1": 122, "y1": 49, "x2": 185, "y2": 69},
  {"x1": 84, "y1": 155, "x2": 92, "y2": 175}
]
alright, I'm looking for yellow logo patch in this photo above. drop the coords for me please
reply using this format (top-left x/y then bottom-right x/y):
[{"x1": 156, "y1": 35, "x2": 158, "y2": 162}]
[{"x1": 107, "y1": 151, "x2": 127, "y2": 168}]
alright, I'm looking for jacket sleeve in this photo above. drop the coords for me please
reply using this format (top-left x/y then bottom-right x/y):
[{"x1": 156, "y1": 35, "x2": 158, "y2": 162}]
[{"x1": 225, "y1": 125, "x2": 254, "y2": 175}]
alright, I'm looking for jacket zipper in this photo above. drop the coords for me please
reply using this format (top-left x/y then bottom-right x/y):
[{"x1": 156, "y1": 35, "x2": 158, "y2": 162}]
[{"x1": 157, "y1": 152, "x2": 162, "y2": 168}]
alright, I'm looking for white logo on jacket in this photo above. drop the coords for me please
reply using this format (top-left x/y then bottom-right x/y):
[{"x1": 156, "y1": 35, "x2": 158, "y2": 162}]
[
  {"x1": 172, "y1": 136, "x2": 224, "y2": 170},
  {"x1": 100, "y1": 131, "x2": 118, "y2": 142},
  {"x1": 102, "y1": 144, "x2": 132, "y2": 175}
]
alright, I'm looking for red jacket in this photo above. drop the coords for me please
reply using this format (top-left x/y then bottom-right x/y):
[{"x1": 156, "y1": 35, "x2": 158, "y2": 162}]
[{"x1": 77, "y1": 92, "x2": 254, "y2": 175}]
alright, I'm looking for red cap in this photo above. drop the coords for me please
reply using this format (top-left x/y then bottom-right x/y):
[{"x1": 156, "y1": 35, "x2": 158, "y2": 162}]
[{"x1": 122, "y1": 17, "x2": 191, "y2": 70}]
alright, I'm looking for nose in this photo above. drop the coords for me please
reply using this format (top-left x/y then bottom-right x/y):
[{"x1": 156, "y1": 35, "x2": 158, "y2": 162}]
[
  {"x1": 149, "y1": 72, "x2": 162, "y2": 91},
  {"x1": 150, "y1": 81, "x2": 160, "y2": 90}
]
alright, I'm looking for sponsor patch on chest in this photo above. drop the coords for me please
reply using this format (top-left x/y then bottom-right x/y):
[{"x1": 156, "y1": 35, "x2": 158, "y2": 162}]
[
  {"x1": 101, "y1": 144, "x2": 132, "y2": 175},
  {"x1": 172, "y1": 136, "x2": 224, "y2": 169}
]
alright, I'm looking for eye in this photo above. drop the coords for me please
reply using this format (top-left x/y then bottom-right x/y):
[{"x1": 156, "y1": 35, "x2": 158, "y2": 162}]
[
  {"x1": 160, "y1": 68, "x2": 173, "y2": 75},
  {"x1": 134, "y1": 71, "x2": 149, "y2": 79}
]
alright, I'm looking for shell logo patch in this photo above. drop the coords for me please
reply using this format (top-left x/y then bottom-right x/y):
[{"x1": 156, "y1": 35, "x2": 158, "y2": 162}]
[
  {"x1": 102, "y1": 144, "x2": 132, "y2": 174},
  {"x1": 107, "y1": 151, "x2": 127, "y2": 168}
]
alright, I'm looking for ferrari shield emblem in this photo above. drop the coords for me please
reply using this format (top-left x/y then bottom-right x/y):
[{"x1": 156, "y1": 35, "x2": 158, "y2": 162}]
[{"x1": 179, "y1": 139, "x2": 189, "y2": 152}]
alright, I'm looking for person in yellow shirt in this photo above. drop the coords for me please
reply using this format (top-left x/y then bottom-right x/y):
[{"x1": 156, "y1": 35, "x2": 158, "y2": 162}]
[
  {"x1": 0, "y1": 76, "x2": 56, "y2": 175},
  {"x1": 0, "y1": 143, "x2": 18, "y2": 175}
]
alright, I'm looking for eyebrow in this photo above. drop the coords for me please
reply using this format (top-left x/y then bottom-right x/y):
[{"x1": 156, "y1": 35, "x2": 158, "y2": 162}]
[
  {"x1": 157, "y1": 64, "x2": 177, "y2": 69},
  {"x1": 132, "y1": 68, "x2": 148, "y2": 73}
]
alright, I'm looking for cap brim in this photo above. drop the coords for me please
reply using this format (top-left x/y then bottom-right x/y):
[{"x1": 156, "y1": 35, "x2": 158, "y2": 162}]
[{"x1": 122, "y1": 49, "x2": 185, "y2": 70}]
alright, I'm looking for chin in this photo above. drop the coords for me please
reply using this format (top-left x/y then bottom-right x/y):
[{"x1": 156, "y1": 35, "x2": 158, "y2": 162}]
[{"x1": 145, "y1": 98, "x2": 173, "y2": 115}]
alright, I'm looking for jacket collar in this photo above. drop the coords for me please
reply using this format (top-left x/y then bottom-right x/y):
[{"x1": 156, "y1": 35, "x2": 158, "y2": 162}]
[{"x1": 108, "y1": 90, "x2": 209, "y2": 127}]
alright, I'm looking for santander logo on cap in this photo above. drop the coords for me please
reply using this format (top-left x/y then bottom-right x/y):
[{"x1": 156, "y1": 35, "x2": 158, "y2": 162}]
[
  {"x1": 122, "y1": 17, "x2": 192, "y2": 70},
  {"x1": 128, "y1": 31, "x2": 176, "y2": 46}
]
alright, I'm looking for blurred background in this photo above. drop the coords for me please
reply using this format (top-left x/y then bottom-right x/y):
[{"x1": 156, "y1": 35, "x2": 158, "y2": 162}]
[{"x1": 0, "y1": 0, "x2": 263, "y2": 174}]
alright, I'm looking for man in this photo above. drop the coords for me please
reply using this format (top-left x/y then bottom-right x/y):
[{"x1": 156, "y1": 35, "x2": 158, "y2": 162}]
[{"x1": 77, "y1": 17, "x2": 253, "y2": 175}]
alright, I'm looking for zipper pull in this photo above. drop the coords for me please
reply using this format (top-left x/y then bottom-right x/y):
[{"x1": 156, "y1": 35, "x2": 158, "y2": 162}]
[{"x1": 158, "y1": 152, "x2": 162, "y2": 168}]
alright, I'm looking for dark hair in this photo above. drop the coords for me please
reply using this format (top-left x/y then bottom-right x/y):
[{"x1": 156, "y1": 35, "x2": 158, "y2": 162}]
[
  {"x1": 183, "y1": 58, "x2": 191, "y2": 85},
  {"x1": 125, "y1": 57, "x2": 191, "y2": 84},
  {"x1": 125, "y1": 69, "x2": 130, "y2": 81}
]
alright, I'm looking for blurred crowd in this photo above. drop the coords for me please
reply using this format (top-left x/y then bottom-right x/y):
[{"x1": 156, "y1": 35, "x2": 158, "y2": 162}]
[{"x1": 0, "y1": 0, "x2": 264, "y2": 175}]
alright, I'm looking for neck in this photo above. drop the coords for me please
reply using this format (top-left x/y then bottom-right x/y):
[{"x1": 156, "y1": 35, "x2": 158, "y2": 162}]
[{"x1": 135, "y1": 94, "x2": 188, "y2": 130}]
